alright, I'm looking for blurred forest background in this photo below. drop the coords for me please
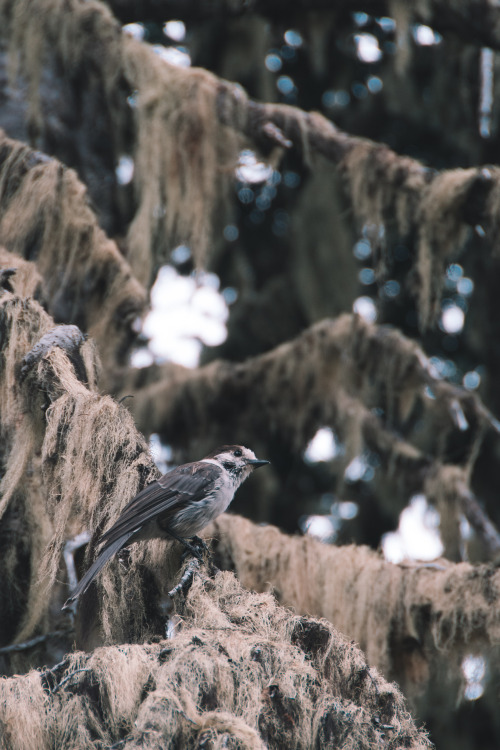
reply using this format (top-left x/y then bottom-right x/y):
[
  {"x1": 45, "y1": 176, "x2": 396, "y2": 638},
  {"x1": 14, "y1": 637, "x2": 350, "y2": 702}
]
[{"x1": 1, "y1": 1, "x2": 500, "y2": 748}]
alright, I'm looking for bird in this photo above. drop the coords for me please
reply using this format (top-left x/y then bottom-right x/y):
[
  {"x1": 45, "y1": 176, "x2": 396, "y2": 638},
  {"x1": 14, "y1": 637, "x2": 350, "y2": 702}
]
[{"x1": 62, "y1": 445, "x2": 269, "y2": 609}]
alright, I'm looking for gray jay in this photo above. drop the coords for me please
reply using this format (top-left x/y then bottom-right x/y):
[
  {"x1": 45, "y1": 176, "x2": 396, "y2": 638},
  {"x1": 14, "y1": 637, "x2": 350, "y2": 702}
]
[{"x1": 63, "y1": 445, "x2": 269, "y2": 609}]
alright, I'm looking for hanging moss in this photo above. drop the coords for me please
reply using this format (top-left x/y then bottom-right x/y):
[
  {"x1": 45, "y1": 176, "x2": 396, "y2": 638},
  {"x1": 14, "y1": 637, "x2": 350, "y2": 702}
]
[
  {"x1": 210, "y1": 513, "x2": 500, "y2": 697},
  {"x1": 0, "y1": 133, "x2": 147, "y2": 378}
]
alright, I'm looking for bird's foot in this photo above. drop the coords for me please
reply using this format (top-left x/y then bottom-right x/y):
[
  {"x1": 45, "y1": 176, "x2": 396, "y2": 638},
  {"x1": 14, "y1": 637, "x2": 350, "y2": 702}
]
[
  {"x1": 184, "y1": 535, "x2": 210, "y2": 561},
  {"x1": 180, "y1": 537, "x2": 208, "y2": 563}
]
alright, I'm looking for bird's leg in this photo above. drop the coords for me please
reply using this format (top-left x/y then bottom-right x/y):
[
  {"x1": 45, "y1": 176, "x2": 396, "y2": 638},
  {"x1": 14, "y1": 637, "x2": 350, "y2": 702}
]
[
  {"x1": 187, "y1": 537, "x2": 219, "y2": 581},
  {"x1": 162, "y1": 526, "x2": 206, "y2": 562},
  {"x1": 168, "y1": 539, "x2": 216, "y2": 601}
]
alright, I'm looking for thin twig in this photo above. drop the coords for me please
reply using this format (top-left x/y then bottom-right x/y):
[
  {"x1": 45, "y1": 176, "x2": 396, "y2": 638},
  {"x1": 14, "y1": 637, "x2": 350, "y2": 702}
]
[
  {"x1": 118, "y1": 394, "x2": 134, "y2": 404},
  {"x1": 261, "y1": 122, "x2": 292, "y2": 148},
  {"x1": 0, "y1": 630, "x2": 69, "y2": 655},
  {"x1": 52, "y1": 667, "x2": 92, "y2": 693},
  {"x1": 458, "y1": 483, "x2": 500, "y2": 557}
]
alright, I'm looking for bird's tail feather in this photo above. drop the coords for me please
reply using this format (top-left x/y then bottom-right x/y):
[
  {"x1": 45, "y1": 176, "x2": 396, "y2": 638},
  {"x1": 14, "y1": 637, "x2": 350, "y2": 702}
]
[{"x1": 62, "y1": 531, "x2": 135, "y2": 610}]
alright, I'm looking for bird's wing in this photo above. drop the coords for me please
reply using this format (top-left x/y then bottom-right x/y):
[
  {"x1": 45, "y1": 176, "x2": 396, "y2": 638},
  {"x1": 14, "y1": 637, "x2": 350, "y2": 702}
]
[{"x1": 98, "y1": 461, "x2": 222, "y2": 547}]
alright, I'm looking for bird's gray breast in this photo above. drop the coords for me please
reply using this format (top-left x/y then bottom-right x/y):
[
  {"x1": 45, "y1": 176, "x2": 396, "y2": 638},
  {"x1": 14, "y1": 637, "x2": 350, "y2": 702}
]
[{"x1": 167, "y1": 470, "x2": 236, "y2": 537}]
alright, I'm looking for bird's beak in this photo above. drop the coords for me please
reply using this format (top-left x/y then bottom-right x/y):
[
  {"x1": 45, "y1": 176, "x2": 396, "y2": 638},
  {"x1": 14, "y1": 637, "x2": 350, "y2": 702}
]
[{"x1": 246, "y1": 458, "x2": 270, "y2": 468}]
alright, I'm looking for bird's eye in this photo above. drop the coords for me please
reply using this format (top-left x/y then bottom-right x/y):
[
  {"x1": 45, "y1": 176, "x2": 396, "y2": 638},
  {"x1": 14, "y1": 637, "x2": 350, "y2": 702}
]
[{"x1": 233, "y1": 449, "x2": 242, "y2": 457}]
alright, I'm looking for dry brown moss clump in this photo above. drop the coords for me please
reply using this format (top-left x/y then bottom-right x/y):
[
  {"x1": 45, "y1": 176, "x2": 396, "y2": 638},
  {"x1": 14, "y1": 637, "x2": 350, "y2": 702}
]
[{"x1": 0, "y1": 569, "x2": 430, "y2": 750}]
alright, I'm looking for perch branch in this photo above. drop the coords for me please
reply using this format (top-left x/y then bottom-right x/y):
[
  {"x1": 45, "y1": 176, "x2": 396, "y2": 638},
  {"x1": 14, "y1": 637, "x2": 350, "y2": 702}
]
[
  {"x1": 458, "y1": 483, "x2": 500, "y2": 556},
  {"x1": 208, "y1": 513, "x2": 500, "y2": 686}
]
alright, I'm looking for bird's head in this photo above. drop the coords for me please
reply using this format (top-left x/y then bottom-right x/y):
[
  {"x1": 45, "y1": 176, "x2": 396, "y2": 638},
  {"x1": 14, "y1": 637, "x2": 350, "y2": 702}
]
[{"x1": 205, "y1": 445, "x2": 269, "y2": 479}]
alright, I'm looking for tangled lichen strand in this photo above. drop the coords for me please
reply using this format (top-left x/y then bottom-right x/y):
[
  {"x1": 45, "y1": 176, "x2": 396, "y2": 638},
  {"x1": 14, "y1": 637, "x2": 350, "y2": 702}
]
[
  {"x1": 0, "y1": 295, "x2": 54, "y2": 520},
  {"x1": 416, "y1": 169, "x2": 478, "y2": 328},
  {"x1": 0, "y1": 293, "x2": 159, "y2": 651},
  {"x1": 33, "y1": 347, "x2": 161, "y2": 646},
  {"x1": 335, "y1": 137, "x2": 500, "y2": 329},
  {"x1": 0, "y1": 247, "x2": 43, "y2": 300},
  {"x1": 0, "y1": 295, "x2": 60, "y2": 659},
  {"x1": 0, "y1": 0, "x2": 124, "y2": 136}
]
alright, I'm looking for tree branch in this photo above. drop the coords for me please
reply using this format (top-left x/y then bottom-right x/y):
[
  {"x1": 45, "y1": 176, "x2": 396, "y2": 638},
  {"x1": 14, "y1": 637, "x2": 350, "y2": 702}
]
[
  {"x1": 3, "y1": 0, "x2": 500, "y2": 329},
  {"x1": 0, "y1": 631, "x2": 69, "y2": 655},
  {"x1": 209, "y1": 513, "x2": 500, "y2": 693},
  {"x1": 125, "y1": 315, "x2": 500, "y2": 555},
  {"x1": 0, "y1": 132, "x2": 147, "y2": 380}
]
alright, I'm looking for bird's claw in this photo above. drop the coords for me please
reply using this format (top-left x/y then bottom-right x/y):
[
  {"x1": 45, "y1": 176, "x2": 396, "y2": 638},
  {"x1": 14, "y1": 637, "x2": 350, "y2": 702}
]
[{"x1": 181, "y1": 535, "x2": 210, "y2": 562}]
